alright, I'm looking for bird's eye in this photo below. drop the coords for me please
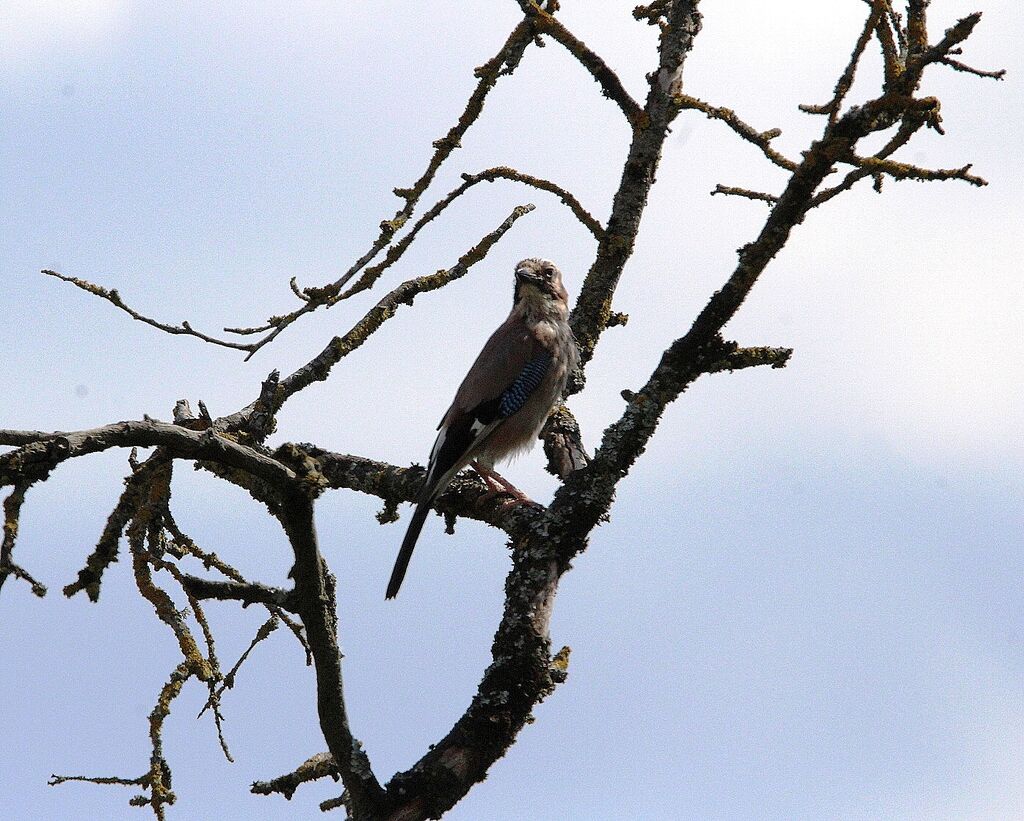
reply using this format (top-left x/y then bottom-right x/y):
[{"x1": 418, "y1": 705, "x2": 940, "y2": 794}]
[{"x1": 542, "y1": 266, "x2": 554, "y2": 279}]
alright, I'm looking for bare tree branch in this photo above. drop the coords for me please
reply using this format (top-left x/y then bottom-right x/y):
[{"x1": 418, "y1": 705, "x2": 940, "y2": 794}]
[
  {"x1": 50, "y1": 659, "x2": 195, "y2": 820},
  {"x1": 938, "y1": 56, "x2": 1006, "y2": 80},
  {"x1": 41, "y1": 270, "x2": 255, "y2": 352},
  {"x1": 519, "y1": 2, "x2": 644, "y2": 127},
  {"x1": 277, "y1": 491, "x2": 384, "y2": 818},
  {"x1": 340, "y1": 168, "x2": 602, "y2": 300},
  {"x1": 162, "y1": 514, "x2": 311, "y2": 660},
  {"x1": 178, "y1": 575, "x2": 296, "y2": 611},
  {"x1": 42, "y1": 21, "x2": 539, "y2": 360},
  {"x1": 570, "y1": 2, "x2": 704, "y2": 367},
  {"x1": 289, "y1": 445, "x2": 543, "y2": 538},
  {"x1": 701, "y1": 343, "x2": 794, "y2": 373},
  {"x1": 916, "y1": 13, "x2": 983, "y2": 72},
  {"x1": 0, "y1": 482, "x2": 46, "y2": 597},
  {"x1": 153, "y1": 553, "x2": 235, "y2": 763},
  {"x1": 711, "y1": 184, "x2": 779, "y2": 205},
  {"x1": 677, "y1": 94, "x2": 796, "y2": 170},
  {"x1": 0, "y1": 421, "x2": 296, "y2": 489},
  {"x1": 198, "y1": 616, "x2": 281, "y2": 725},
  {"x1": 222, "y1": 18, "x2": 538, "y2": 356},
  {"x1": 63, "y1": 452, "x2": 169, "y2": 601},
  {"x1": 251, "y1": 752, "x2": 339, "y2": 800},
  {"x1": 462, "y1": 168, "x2": 604, "y2": 240},
  {"x1": 809, "y1": 114, "x2": 922, "y2": 208},
  {"x1": 274, "y1": 205, "x2": 535, "y2": 407},
  {"x1": 850, "y1": 155, "x2": 986, "y2": 186},
  {"x1": 799, "y1": 2, "x2": 884, "y2": 120}
]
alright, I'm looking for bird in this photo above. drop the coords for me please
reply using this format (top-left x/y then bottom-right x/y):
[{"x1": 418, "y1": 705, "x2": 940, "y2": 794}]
[{"x1": 386, "y1": 257, "x2": 579, "y2": 599}]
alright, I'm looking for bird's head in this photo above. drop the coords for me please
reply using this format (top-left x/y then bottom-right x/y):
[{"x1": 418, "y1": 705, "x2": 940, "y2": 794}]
[{"x1": 513, "y1": 258, "x2": 569, "y2": 315}]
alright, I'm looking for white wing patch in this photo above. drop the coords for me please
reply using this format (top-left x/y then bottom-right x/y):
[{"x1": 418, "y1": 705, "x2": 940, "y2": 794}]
[
  {"x1": 425, "y1": 417, "x2": 499, "y2": 493},
  {"x1": 426, "y1": 425, "x2": 448, "y2": 485}
]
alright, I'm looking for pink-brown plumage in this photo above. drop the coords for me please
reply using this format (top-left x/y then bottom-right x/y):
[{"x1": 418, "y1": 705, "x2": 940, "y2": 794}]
[{"x1": 386, "y1": 258, "x2": 578, "y2": 598}]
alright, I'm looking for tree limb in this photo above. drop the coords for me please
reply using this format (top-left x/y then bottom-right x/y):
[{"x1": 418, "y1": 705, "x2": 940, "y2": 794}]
[
  {"x1": 0, "y1": 421, "x2": 295, "y2": 489},
  {"x1": 570, "y1": 2, "x2": 704, "y2": 368},
  {"x1": 277, "y1": 491, "x2": 384, "y2": 818}
]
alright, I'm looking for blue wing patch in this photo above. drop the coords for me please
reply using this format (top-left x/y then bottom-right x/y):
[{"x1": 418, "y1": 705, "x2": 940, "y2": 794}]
[{"x1": 499, "y1": 351, "x2": 552, "y2": 418}]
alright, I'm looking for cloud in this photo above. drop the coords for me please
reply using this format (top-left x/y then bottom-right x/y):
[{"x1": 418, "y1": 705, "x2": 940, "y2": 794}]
[{"x1": 0, "y1": 1, "x2": 129, "y2": 66}]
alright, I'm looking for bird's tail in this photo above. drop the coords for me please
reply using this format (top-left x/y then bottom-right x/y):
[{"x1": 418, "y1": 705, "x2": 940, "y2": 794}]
[{"x1": 386, "y1": 498, "x2": 433, "y2": 599}]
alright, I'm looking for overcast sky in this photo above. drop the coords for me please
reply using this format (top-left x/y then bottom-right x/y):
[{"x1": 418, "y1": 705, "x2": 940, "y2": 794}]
[{"x1": 2, "y1": 2, "x2": 1022, "y2": 820}]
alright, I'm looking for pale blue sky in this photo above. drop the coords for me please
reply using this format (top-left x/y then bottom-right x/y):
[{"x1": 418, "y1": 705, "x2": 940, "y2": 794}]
[{"x1": 2, "y1": 2, "x2": 1022, "y2": 819}]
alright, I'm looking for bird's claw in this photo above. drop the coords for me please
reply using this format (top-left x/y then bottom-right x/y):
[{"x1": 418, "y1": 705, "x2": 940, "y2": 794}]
[
  {"x1": 470, "y1": 460, "x2": 536, "y2": 509},
  {"x1": 476, "y1": 486, "x2": 537, "y2": 512}
]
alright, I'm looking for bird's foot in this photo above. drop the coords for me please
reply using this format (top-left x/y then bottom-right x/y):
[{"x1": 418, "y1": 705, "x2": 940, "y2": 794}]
[{"x1": 471, "y1": 461, "x2": 537, "y2": 510}]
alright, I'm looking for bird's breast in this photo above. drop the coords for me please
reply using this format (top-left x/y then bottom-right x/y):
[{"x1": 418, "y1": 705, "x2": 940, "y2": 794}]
[{"x1": 532, "y1": 320, "x2": 559, "y2": 348}]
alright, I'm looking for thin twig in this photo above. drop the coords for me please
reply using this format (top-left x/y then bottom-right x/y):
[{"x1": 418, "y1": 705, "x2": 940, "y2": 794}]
[
  {"x1": 524, "y1": 5, "x2": 644, "y2": 127},
  {"x1": 198, "y1": 616, "x2": 279, "y2": 723},
  {"x1": 799, "y1": 4, "x2": 882, "y2": 120},
  {"x1": 809, "y1": 115, "x2": 921, "y2": 208},
  {"x1": 179, "y1": 575, "x2": 295, "y2": 611},
  {"x1": 852, "y1": 155, "x2": 987, "y2": 186},
  {"x1": 916, "y1": 13, "x2": 983, "y2": 71},
  {"x1": 275, "y1": 204, "x2": 535, "y2": 406},
  {"x1": 224, "y1": 19, "x2": 538, "y2": 357},
  {"x1": 938, "y1": 56, "x2": 1006, "y2": 80},
  {"x1": 677, "y1": 94, "x2": 796, "y2": 169},
  {"x1": 872, "y1": 0, "x2": 903, "y2": 88},
  {"x1": 711, "y1": 185, "x2": 779, "y2": 205},
  {"x1": 42, "y1": 21, "x2": 538, "y2": 361},
  {"x1": 701, "y1": 343, "x2": 794, "y2": 373},
  {"x1": 152, "y1": 556, "x2": 234, "y2": 762},
  {"x1": 0, "y1": 482, "x2": 46, "y2": 597},
  {"x1": 41, "y1": 270, "x2": 254, "y2": 352},
  {"x1": 50, "y1": 662, "x2": 196, "y2": 820},
  {"x1": 50, "y1": 774, "x2": 149, "y2": 788},
  {"x1": 164, "y1": 516, "x2": 310, "y2": 659},
  {"x1": 251, "y1": 752, "x2": 339, "y2": 800},
  {"x1": 340, "y1": 167, "x2": 602, "y2": 300}
]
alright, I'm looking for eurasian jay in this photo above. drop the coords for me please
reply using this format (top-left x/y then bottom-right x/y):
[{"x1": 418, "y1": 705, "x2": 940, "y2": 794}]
[{"x1": 386, "y1": 258, "x2": 579, "y2": 598}]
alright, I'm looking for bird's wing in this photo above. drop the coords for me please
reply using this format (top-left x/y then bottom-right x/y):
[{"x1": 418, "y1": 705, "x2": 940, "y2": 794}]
[
  {"x1": 386, "y1": 318, "x2": 551, "y2": 599},
  {"x1": 423, "y1": 315, "x2": 549, "y2": 493}
]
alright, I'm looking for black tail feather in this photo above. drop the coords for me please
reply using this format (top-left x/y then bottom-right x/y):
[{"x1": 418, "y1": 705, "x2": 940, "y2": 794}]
[{"x1": 386, "y1": 500, "x2": 432, "y2": 599}]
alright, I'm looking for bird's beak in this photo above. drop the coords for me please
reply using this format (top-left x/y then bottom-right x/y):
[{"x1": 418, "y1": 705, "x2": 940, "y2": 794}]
[{"x1": 515, "y1": 268, "x2": 542, "y2": 285}]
